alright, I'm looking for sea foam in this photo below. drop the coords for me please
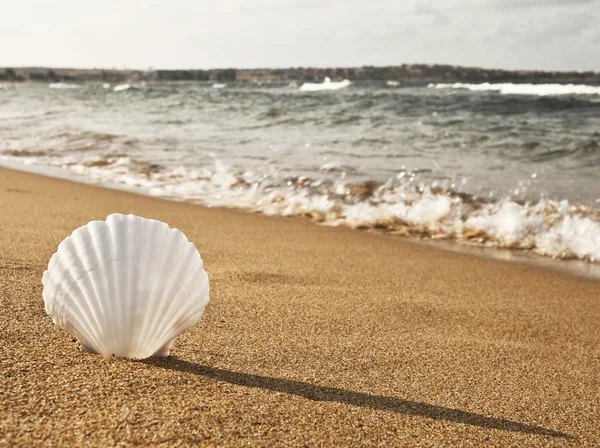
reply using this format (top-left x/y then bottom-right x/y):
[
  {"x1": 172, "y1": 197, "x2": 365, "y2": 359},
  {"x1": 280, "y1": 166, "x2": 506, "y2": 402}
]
[
  {"x1": 300, "y1": 78, "x2": 351, "y2": 92},
  {"x1": 49, "y1": 82, "x2": 80, "y2": 89},
  {"x1": 113, "y1": 84, "x2": 132, "y2": 92},
  {"x1": 2, "y1": 152, "x2": 598, "y2": 263},
  {"x1": 429, "y1": 82, "x2": 600, "y2": 96}
]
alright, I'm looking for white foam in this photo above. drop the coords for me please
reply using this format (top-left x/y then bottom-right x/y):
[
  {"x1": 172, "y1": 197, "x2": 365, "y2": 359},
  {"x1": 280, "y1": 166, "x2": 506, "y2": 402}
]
[
  {"x1": 113, "y1": 84, "x2": 131, "y2": 92},
  {"x1": 535, "y1": 214, "x2": 600, "y2": 261},
  {"x1": 319, "y1": 161, "x2": 342, "y2": 171},
  {"x1": 212, "y1": 83, "x2": 226, "y2": 89},
  {"x1": 464, "y1": 201, "x2": 545, "y2": 247},
  {"x1": 405, "y1": 193, "x2": 453, "y2": 227},
  {"x1": 300, "y1": 79, "x2": 351, "y2": 92},
  {"x1": 2, "y1": 154, "x2": 599, "y2": 263},
  {"x1": 429, "y1": 82, "x2": 600, "y2": 96},
  {"x1": 49, "y1": 82, "x2": 80, "y2": 89}
]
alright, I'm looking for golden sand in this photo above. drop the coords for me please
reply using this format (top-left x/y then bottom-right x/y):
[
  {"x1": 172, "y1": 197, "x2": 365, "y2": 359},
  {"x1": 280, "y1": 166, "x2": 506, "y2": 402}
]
[{"x1": 0, "y1": 167, "x2": 598, "y2": 446}]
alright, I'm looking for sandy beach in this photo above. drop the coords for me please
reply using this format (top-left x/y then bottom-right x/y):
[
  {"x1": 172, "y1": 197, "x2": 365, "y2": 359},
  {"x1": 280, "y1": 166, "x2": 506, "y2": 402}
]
[{"x1": 0, "y1": 166, "x2": 598, "y2": 446}]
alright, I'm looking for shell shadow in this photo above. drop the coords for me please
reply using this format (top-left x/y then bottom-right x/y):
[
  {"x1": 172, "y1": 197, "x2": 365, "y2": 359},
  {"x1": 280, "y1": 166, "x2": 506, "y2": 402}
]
[{"x1": 142, "y1": 357, "x2": 573, "y2": 439}]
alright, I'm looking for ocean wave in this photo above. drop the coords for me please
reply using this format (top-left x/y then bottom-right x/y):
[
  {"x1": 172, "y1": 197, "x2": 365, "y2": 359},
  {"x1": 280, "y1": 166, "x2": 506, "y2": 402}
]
[
  {"x1": 112, "y1": 83, "x2": 147, "y2": 92},
  {"x1": 429, "y1": 82, "x2": 600, "y2": 96},
  {"x1": 300, "y1": 78, "x2": 351, "y2": 92},
  {"x1": 2, "y1": 83, "x2": 599, "y2": 264},
  {"x1": 113, "y1": 84, "x2": 132, "y2": 92},
  {"x1": 3, "y1": 154, "x2": 599, "y2": 263},
  {"x1": 49, "y1": 82, "x2": 80, "y2": 89},
  {"x1": 2, "y1": 149, "x2": 51, "y2": 158}
]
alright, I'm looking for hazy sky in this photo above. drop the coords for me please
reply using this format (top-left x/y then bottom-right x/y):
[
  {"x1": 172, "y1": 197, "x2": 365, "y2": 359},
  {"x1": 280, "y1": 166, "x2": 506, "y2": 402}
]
[{"x1": 2, "y1": 0, "x2": 599, "y2": 71}]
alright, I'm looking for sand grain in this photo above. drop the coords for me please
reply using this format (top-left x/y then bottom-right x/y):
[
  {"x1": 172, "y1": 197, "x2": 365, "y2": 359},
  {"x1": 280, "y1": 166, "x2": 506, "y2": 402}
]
[{"x1": 0, "y1": 167, "x2": 599, "y2": 447}]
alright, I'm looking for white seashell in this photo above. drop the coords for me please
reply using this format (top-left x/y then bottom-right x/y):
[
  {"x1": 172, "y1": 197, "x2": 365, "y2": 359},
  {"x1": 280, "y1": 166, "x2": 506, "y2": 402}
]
[{"x1": 42, "y1": 213, "x2": 210, "y2": 359}]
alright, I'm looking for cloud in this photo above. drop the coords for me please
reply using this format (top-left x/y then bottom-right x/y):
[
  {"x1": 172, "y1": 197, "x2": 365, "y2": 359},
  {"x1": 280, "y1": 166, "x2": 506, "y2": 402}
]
[
  {"x1": 494, "y1": 0, "x2": 597, "y2": 7},
  {"x1": 0, "y1": 0, "x2": 598, "y2": 71}
]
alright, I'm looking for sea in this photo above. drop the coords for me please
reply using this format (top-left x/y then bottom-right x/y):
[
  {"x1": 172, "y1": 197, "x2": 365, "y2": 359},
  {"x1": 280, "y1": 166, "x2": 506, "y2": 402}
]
[{"x1": 1, "y1": 81, "x2": 599, "y2": 265}]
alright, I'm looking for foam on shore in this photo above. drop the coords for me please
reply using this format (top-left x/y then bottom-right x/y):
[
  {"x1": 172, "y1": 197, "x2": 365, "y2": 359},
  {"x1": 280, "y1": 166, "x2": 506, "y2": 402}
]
[{"x1": 2, "y1": 153, "x2": 599, "y2": 263}]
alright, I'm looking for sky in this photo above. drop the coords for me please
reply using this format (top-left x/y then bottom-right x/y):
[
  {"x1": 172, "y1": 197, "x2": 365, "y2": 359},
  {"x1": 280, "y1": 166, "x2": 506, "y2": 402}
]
[{"x1": 1, "y1": 0, "x2": 599, "y2": 71}]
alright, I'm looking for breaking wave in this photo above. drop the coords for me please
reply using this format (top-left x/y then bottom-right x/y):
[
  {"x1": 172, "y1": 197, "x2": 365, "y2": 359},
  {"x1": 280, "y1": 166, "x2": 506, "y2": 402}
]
[
  {"x1": 429, "y1": 82, "x2": 600, "y2": 96},
  {"x1": 2, "y1": 82, "x2": 600, "y2": 266},
  {"x1": 48, "y1": 82, "x2": 80, "y2": 89},
  {"x1": 113, "y1": 84, "x2": 132, "y2": 92},
  {"x1": 300, "y1": 79, "x2": 351, "y2": 92},
  {"x1": 2, "y1": 152, "x2": 599, "y2": 263}
]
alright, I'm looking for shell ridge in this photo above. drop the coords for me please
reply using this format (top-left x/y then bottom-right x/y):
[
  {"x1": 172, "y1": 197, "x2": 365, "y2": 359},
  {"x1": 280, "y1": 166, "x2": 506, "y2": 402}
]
[
  {"x1": 152, "y1": 270, "x2": 209, "y2": 352},
  {"x1": 43, "y1": 252, "x2": 60, "y2": 283},
  {"x1": 50, "y1": 221, "x2": 112, "y2": 352},
  {"x1": 134, "y1": 220, "x2": 176, "y2": 357},
  {"x1": 45, "y1": 250, "x2": 76, "y2": 316},
  {"x1": 107, "y1": 215, "x2": 125, "y2": 356},
  {"x1": 91, "y1": 217, "x2": 128, "y2": 356},
  {"x1": 142, "y1": 226, "x2": 190, "y2": 354},
  {"x1": 149, "y1": 250, "x2": 207, "y2": 354},
  {"x1": 49, "y1": 262, "x2": 105, "y2": 353},
  {"x1": 120, "y1": 215, "x2": 132, "y2": 356},
  {"x1": 92, "y1": 220, "x2": 118, "y2": 356},
  {"x1": 146, "y1": 235, "x2": 200, "y2": 347},
  {"x1": 73, "y1": 228, "x2": 112, "y2": 356},
  {"x1": 152, "y1": 291, "x2": 209, "y2": 354},
  {"x1": 63, "y1": 235, "x2": 108, "y2": 354},
  {"x1": 138, "y1": 227, "x2": 183, "y2": 357},
  {"x1": 124, "y1": 215, "x2": 143, "y2": 357},
  {"x1": 151, "y1": 243, "x2": 201, "y2": 325},
  {"x1": 43, "y1": 248, "x2": 68, "y2": 316},
  {"x1": 83, "y1": 225, "x2": 114, "y2": 348},
  {"x1": 46, "y1": 249, "x2": 97, "y2": 332},
  {"x1": 132, "y1": 219, "x2": 160, "y2": 358},
  {"x1": 45, "y1": 238, "x2": 135, "y2": 355},
  {"x1": 152, "y1": 295, "x2": 208, "y2": 355},
  {"x1": 44, "y1": 253, "x2": 108, "y2": 354},
  {"x1": 60, "y1": 279, "x2": 106, "y2": 352},
  {"x1": 126, "y1": 216, "x2": 142, "y2": 359},
  {"x1": 66, "y1": 323, "x2": 98, "y2": 355},
  {"x1": 63, "y1": 310, "x2": 101, "y2": 352},
  {"x1": 114, "y1": 214, "x2": 135, "y2": 357},
  {"x1": 115, "y1": 214, "x2": 140, "y2": 357}
]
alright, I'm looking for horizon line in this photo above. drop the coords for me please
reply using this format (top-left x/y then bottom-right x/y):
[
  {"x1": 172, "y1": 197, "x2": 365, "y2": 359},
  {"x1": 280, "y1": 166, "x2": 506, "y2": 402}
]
[{"x1": 2, "y1": 63, "x2": 599, "y2": 75}]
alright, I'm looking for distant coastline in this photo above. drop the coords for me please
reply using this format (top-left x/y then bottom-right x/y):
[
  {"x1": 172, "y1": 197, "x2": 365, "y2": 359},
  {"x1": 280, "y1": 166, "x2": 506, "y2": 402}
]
[{"x1": 1, "y1": 64, "x2": 599, "y2": 85}]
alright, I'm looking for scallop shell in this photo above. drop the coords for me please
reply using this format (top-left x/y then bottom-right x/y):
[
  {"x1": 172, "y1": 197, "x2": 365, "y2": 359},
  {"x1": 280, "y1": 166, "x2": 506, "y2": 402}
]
[{"x1": 42, "y1": 213, "x2": 210, "y2": 359}]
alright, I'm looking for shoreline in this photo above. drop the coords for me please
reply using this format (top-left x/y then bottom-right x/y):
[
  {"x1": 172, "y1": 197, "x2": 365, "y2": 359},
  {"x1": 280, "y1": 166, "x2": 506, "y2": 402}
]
[
  {"x1": 1, "y1": 165, "x2": 599, "y2": 445},
  {"x1": 3, "y1": 63, "x2": 600, "y2": 85},
  {"x1": 5, "y1": 79, "x2": 600, "y2": 89},
  {"x1": 2, "y1": 160, "x2": 599, "y2": 282}
]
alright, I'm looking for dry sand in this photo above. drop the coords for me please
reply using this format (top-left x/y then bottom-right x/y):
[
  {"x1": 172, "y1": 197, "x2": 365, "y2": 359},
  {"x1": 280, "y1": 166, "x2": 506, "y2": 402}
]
[{"x1": 0, "y1": 166, "x2": 599, "y2": 447}]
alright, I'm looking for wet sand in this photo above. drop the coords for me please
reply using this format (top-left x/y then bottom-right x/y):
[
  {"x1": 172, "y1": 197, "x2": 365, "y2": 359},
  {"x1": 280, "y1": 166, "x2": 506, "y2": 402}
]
[{"x1": 0, "y1": 166, "x2": 598, "y2": 447}]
